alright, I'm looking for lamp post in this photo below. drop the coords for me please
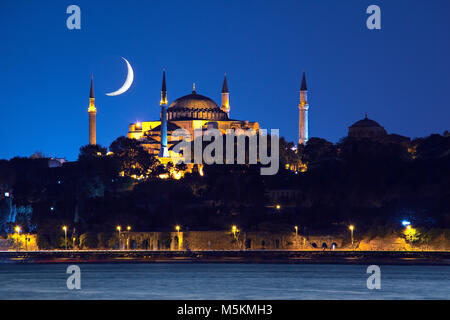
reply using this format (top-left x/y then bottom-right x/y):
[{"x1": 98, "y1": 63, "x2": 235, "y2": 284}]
[
  {"x1": 116, "y1": 226, "x2": 121, "y2": 250},
  {"x1": 62, "y1": 226, "x2": 68, "y2": 250},
  {"x1": 14, "y1": 226, "x2": 21, "y2": 251},
  {"x1": 294, "y1": 225, "x2": 298, "y2": 236},
  {"x1": 175, "y1": 225, "x2": 181, "y2": 250},
  {"x1": 232, "y1": 225, "x2": 237, "y2": 239},
  {"x1": 349, "y1": 225, "x2": 355, "y2": 247},
  {"x1": 127, "y1": 226, "x2": 131, "y2": 250}
]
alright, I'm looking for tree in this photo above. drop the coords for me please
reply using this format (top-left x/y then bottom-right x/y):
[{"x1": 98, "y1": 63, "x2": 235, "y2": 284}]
[
  {"x1": 109, "y1": 136, "x2": 158, "y2": 178},
  {"x1": 78, "y1": 144, "x2": 107, "y2": 161},
  {"x1": 413, "y1": 134, "x2": 450, "y2": 160},
  {"x1": 302, "y1": 137, "x2": 337, "y2": 164}
]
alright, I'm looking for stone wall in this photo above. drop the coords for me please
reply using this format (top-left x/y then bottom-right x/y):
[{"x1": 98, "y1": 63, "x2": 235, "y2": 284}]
[{"x1": 125, "y1": 231, "x2": 345, "y2": 251}]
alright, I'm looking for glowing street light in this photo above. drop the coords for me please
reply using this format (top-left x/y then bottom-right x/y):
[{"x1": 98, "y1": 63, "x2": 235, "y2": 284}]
[
  {"x1": 349, "y1": 225, "x2": 355, "y2": 247},
  {"x1": 402, "y1": 220, "x2": 411, "y2": 226},
  {"x1": 232, "y1": 225, "x2": 238, "y2": 239},
  {"x1": 126, "y1": 226, "x2": 131, "y2": 249},
  {"x1": 175, "y1": 225, "x2": 181, "y2": 234},
  {"x1": 62, "y1": 226, "x2": 68, "y2": 250},
  {"x1": 294, "y1": 226, "x2": 298, "y2": 236},
  {"x1": 275, "y1": 204, "x2": 281, "y2": 210},
  {"x1": 116, "y1": 226, "x2": 122, "y2": 250}
]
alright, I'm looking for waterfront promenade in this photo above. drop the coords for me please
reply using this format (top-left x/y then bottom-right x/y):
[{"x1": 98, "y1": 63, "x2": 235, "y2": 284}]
[{"x1": 1, "y1": 250, "x2": 449, "y2": 265}]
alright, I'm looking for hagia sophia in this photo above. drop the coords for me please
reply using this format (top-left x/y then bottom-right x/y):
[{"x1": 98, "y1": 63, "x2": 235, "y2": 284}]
[
  {"x1": 87, "y1": 70, "x2": 310, "y2": 162},
  {"x1": 87, "y1": 70, "x2": 407, "y2": 163},
  {"x1": 126, "y1": 71, "x2": 260, "y2": 159}
]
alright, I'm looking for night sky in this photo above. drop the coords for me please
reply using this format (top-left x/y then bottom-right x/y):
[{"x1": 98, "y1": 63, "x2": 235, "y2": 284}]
[{"x1": 1, "y1": 0, "x2": 449, "y2": 160}]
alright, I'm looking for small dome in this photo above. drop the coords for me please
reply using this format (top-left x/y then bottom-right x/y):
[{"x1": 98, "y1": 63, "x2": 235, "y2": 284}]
[
  {"x1": 348, "y1": 115, "x2": 387, "y2": 140},
  {"x1": 169, "y1": 92, "x2": 220, "y2": 110},
  {"x1": 349, "y1": 116, "x2": 383, "y2": 128}
]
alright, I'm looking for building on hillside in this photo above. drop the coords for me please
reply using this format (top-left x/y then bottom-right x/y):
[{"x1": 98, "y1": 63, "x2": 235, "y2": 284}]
[{"x1": 348, "y1": 114, "x2": 410, "y2": 145}]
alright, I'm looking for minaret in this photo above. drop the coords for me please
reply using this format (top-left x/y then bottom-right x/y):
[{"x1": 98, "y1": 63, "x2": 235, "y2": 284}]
[
  {"x1": 221, "y1": 73, "x2": 230, "y2": 117},
  {"x1": 88, "y1": 75, "x2": 97, "y2": 145},
  {"x1": 158, "y1": 69, "x2": 169, "y2": 157},
  {"x1": 298, "y1": 71, "x2": 309, "y2": 145}
]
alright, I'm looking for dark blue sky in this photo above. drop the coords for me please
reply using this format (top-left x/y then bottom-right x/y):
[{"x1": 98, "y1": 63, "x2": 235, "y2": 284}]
[{"x1": 1, "y1": 0, "x2": 449, "y2": 160}]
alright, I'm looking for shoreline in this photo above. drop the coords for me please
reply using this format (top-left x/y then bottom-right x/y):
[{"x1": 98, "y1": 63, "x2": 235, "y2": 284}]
[{"x1": 1, "y1": 250, "x2": 449, "y2": 265}]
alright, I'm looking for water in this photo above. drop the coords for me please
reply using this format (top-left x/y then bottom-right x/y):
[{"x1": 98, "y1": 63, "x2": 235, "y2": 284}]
[{"x1": 0, "y1": 263, "x2": 448, "y2": 299}]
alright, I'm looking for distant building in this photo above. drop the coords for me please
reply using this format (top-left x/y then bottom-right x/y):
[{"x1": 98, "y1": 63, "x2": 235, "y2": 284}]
[
  {"x1": 348, "y1": 115, "x2": 387, "y2": 140},
  {"x1": 48, "y1": 158, "x2": 67, "y2": 168},
  {"x1": 348, "y1": 114, "x2": 410, "y2": 145}
]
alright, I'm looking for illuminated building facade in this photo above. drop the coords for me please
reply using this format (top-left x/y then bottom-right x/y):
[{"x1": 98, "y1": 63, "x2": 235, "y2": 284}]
[{"x1": 127, "y1": 71, "x2": 260, "y2": 158}]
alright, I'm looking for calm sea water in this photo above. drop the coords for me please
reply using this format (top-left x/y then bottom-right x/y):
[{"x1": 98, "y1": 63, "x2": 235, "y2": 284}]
[{"x1": 0, "y1": 263, "x2": 448, "y2": 300}]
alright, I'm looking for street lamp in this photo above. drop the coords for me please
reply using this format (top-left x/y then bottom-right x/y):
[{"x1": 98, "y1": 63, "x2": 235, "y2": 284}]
[
  {"x1": 116, "y1": 226, "x2": 121, "y2": 250},
  {"x1": 231, "y1": 225, "x2": 240, "y2": 240},
  {"x1": 62, "y1": 226, "x2": 68, "y2": 250},
  {"x1": 294, "y1": 226, "x2": 298, "y2": 236},
  {"x1": 14, "y1": 226, "x2": 21, "y2": 250},
  {"x1": 275, "y1": 204, "x2": 281, "y2": 210},
  {"x1": 349, "y1": 225, "x2": 355, "y2": 247},
  {"x1": 175, "y1": 225, "x2": 182, "y2": 250},
  {"x1": 127, "y1": 226, "x2": 131, "y2": 250}
]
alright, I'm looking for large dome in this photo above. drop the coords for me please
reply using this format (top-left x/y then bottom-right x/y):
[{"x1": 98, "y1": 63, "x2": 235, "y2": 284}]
[
  {"x1": 167, "y1": 90, "x2": 228, "y2": 121},
  {"x1": 169, "y1": 92, "x2": 220, "y2": 110}
]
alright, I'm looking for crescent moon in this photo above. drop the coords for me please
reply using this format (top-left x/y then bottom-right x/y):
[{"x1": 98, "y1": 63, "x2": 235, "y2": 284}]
[{"x1": 106, "y1": 57, "x2": 134, "y2": 96}]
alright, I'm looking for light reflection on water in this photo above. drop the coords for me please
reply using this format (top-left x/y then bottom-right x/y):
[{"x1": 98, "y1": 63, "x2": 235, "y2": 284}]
[{"x1": 0, "y1": 263, "x2": 448, "y2": 300}]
